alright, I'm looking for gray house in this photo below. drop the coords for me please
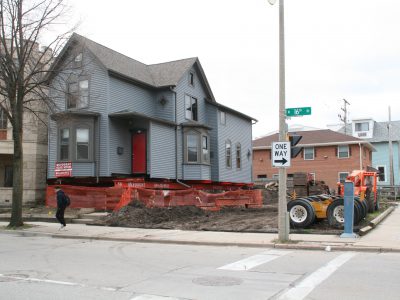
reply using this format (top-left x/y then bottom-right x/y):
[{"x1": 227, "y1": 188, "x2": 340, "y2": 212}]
[{"x1": 47, "y1": 34, "x2": 255, "y2": 184}]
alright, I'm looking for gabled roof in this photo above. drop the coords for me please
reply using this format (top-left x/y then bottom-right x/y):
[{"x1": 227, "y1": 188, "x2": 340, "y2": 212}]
[
  {"x1": 49, "y1": 33, "x2": 215, "y2": 100},
  {"x1": 253, "y1": 129, "x2": 374, "y2": 150},
  {"x1": 371, "y1": 121, "x2": 400, "y2": 142},
  {"x1": 339, "y1": 120, "x2": 400, "y2": 143}
]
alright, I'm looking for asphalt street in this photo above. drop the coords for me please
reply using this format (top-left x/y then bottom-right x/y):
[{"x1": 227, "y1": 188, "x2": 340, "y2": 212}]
[{"x1": 1, "y1": 234, "x2": 399, "y2": 300}]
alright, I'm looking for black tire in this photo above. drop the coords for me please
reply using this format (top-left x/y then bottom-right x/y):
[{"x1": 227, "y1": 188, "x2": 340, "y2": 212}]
[
  {"x1": 287, "y1": 199, "x2": 316, "y2": 228},
  {"x1": 359, "y1": 199, "x2": 368, "y2": 218},
  {"x1": 365, "y1": 188, "x2": 374, "y2": 213},
  {"x1": 355, "y1": 198, "x2": 367, "y2": 220},
  {"x1": 327, "y1": 198, "x2": 360, "y2": 227},
  {"x1": 353, "y1": 200, "x2": 362, "y2": 225}
]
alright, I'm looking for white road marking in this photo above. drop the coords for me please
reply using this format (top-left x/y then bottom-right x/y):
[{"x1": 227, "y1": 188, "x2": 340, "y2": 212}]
[
  {"x1": 218, "y1": 250, "x2": 291, "y2": 271},
  {"x1": 0, "y1": 273, "x2": 117, "y2": 292},
  {"x1": 131, "y1": 295, "x2": 189, "y2": 300},
  {"x1": 278, "y1": 252, "x2": 357, "y2": 300}
]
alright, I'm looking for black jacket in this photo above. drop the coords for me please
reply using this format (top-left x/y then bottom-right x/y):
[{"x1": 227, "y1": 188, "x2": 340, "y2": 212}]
[{"x1": 56, "y1": 190, "x2": 67, "y2": 208}]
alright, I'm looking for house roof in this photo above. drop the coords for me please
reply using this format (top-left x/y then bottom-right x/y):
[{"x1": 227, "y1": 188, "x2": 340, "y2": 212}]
[
  {"x1": 253, "y1": 129, "x2": 374, "y2": 150},
  {"x1": 339, "y1": 120, "x2": 400, "y2": 143},
  {"x1": 49, "y1": 33, "x2": 214, "y2": 99}
]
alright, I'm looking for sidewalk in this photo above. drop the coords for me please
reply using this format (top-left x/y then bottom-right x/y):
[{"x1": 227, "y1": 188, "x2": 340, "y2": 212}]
[{"x1": 1, "y1": 205, "x2": 400, "y2": 253}]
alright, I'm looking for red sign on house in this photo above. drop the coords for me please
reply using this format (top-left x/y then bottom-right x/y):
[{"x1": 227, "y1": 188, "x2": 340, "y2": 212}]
[{"x1": 55, "y1": 162, "x2": 72, "y2": 178}]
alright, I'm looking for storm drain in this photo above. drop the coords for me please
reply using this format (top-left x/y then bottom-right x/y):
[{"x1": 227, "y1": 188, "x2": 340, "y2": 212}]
[{"x1": 192, "y1": 276, "x2": 243, "y2": 287}]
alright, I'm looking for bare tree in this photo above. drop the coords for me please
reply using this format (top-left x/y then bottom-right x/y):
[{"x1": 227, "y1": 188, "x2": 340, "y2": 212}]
[{"x1": 0, "y1": 0, "x2": 75, "y2": 227}]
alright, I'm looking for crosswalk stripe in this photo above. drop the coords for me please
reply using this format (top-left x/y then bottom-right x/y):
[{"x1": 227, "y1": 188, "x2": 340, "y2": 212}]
[
  {"x1": 131, "y1": 295, "x2": 189, "y2": 300},
  {"x1": 277, "y1": 252, "x2": 357, "y2": 300},
  {"x1": 218, "y1": 249, "x2": 291, "y2": 271}
]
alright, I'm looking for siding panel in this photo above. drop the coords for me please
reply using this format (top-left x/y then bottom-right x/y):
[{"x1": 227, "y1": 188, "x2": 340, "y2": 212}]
[{"x1": 150, "y1": 122, "x2": 176, "y2": 179}]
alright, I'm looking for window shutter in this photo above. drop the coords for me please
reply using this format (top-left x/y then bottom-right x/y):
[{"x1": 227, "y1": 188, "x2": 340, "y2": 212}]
[
  {"x1": 301, "y1": 149, "x2": 304, "y2": 158},
  {"x1": 314, "y1": 148, "x2": 317, "y2": 158},
  {"x1": 335, "y1": 147, "x2": 338, "y2": 157},
  {"x1": 349, "y1": 146, "x2": 352, "y2": 156},
  {"x1": 269, "y1": 149, "x2": 271, "y2": 160}
]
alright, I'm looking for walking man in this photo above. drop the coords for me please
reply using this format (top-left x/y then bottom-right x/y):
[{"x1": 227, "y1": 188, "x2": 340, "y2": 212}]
[{"x1": 55, "y1": 186, "x2": 67, "y2": 230}]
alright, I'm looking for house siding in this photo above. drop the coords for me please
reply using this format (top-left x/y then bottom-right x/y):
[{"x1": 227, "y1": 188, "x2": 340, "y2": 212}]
[
  {"x1": 155, "y1": 89, "x2": 175, "y2": 122},
  {"x1": 206, "y1": 104, "x2": 219, "y2": 181},
  {"x1": 109, "y1": 75, "x2": 156, "y2": 115},
  {"x1": 109, "y1": 119, "x2": 132, "y2": 175},
  {"x1": 372, "y1": 141, "x2": 400, "y2": 185},
  {"x1": 218, "y1": 111, "x2": 252, "y2": 183},
  {"x1": 47, "y1": 49, "x2": 109, "y2": 178},
  {"x1": 149, "y1": 121, "x2": 176, "y2": 179},
  {"x1": 183, "y1": 164, "x2": 211, "y2": 180},
  {"x1": 175, "y1": 67, "x2": 208, "y2": 124}
]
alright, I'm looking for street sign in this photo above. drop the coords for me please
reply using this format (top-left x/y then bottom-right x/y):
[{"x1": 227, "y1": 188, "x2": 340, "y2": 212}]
[
  {"x1": 286, "y1": 107, "x2": 311, "y2": 117},
  {"x1": 272, "y1": 142, "x2": 291, "y2": 168}
]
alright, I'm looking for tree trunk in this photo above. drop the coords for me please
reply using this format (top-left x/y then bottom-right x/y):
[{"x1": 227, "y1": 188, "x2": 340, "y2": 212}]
[{"x1": 9, "y1": 110, "x2": 24, "y2": 227}]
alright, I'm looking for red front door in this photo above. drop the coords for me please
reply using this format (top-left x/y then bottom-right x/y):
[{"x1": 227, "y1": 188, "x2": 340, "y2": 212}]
[{"x1": 132, "y1": 131, "x2": 146, "y2": 174}]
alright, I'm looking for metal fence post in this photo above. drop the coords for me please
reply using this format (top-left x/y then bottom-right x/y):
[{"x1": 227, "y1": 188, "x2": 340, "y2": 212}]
[{"x1": 340, "y1": 181, "x2": 358, "y2": 238}]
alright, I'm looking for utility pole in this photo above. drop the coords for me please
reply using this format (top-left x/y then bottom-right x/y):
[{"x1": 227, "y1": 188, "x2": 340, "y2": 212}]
[
  {"x1": 277, "y1": 0, "x2": 289, "y2": 242},
  {"x1": 338, "y1": 99, "x2": 350, "y2": 135},
  {"x1": 267, "y1": 0, "x2": 289, "y2": 242},
  {"x1": 388, "y1": 106, "x2": 394, "y2": 186}
]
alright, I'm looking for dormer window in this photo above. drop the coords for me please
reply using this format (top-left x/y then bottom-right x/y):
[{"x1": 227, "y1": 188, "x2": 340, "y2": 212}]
[{"x1": 355, "y1": 122, "x2": 369, "y2": 132}]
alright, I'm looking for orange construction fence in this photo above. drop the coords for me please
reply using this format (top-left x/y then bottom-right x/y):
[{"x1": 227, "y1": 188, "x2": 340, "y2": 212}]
[{"x1": 46, "y1": 185, "x2": 262, "y2": 211}]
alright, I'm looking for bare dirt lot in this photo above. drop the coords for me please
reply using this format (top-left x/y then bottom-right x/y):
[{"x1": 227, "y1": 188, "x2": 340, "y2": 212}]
[{"x1": 93, "y1": 199, "x2": 392, "y2": 234}]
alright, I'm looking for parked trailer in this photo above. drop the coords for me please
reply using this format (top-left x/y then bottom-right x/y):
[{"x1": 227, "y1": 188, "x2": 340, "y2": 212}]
[{"x1": 287, "y1": 170, "x2": 378, "y2": 228}]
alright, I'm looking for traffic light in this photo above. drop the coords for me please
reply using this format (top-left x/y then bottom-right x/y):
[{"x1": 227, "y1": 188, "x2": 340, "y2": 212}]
[{"x1": 287, "y1": 134, "x2": 303, "y2": 158}]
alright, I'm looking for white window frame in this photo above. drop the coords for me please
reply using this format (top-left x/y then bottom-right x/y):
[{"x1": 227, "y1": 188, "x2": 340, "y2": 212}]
[
  {"x1": 338, "y1": 145, "x2": 349, "y2": 158},
  {"x1": 355, "y1": 122, "x2": 369, "y2": 132},
  {"x1": 187, "y1": 134, "x2": 199, "y2": 163},
  {"x1": 59, "y1": 128, "x2": 70, "y2": 161},
  {"x1": 220, "y1": 111, "x2": 226, "y2": 125},
  {"x1": 67, "y1": 78, "x2": 89, "y2": 109},
  {"x1": 189, "y1": 72, "x2": 195, "y2": 87},
  {"x1": 303, "y1": 147, "x2": 314, "y2": 160},
  {"x1": 76, "y1": 128, "x2": 90, "y2": 161},
  {"x1": 184, "y1": 94, "x2": 198, "y2": 121},
  {"x1": 236, "y1": 143, "x2": 241, "y2": 169},
  {"x1": 376, "y1": 165, "x2": 386, "y2": 182},
  {"x1": 338, "y1": 172, "x2": 349, "y2": 184},
  {"x1": 225, "y1": 140, "x2": 232, "y2": 168}
]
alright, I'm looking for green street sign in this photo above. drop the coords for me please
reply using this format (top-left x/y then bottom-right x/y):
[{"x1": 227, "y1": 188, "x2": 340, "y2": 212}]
[{"x1": 286, "y1": 107, "x2": 312, "y2": 117}]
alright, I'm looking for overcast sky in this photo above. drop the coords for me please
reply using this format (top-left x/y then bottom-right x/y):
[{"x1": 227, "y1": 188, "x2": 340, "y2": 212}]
[{"x1": 64, "y1": 0, "x2": 400, "y2": 138}]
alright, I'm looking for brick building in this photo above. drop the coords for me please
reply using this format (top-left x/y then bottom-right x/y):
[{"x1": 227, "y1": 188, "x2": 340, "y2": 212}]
[{"x1": 252, "y1": 129, "x2": 374, "y2": 190}]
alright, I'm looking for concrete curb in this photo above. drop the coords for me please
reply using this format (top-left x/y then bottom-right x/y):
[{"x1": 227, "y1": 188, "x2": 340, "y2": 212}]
[
  {"x1": 358, "y1": 206, "x2": 396, "y2": 236},
  {"x1": 2, "y1": 228, "x2": 400, "y2": 253}
]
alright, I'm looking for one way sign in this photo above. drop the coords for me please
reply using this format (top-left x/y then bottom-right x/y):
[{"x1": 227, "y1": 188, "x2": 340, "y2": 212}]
[{"x1": 272, "y1": 142, "x2": 291, "y2": 168}]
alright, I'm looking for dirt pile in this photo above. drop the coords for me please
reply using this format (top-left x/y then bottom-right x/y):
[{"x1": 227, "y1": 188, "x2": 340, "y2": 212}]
[{"x1": 97, "y1": 200, "x2": 279, "y2": 232}]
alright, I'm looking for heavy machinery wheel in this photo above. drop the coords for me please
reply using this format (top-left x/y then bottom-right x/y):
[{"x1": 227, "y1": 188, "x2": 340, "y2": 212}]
[
  {"x1": 327, "y1": 199, "x2": 345, "y2": 226},
  {"x1": 327, "y1": 198, "x2": 361, "y2": 227},
  {"x1": 355, "y1": 198, "x2": 367, "y2": 220},
  {"x1": 353, "y1": 200, "x2": 362, "y2": 224},
  {"x1": 287, "y1": 199, "x2": 316, "y2": 228},
  {"x1": 365, "y1": 188, "x2": 374, "y2": 213}
]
